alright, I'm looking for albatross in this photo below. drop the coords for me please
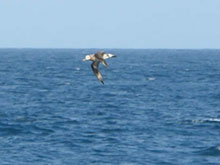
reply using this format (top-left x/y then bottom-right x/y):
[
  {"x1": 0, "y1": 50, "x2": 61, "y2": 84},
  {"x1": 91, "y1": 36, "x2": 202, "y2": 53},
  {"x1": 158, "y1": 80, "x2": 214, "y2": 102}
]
[{"x1": 83, "y1": 51, "x2": 116, "y2": 84}]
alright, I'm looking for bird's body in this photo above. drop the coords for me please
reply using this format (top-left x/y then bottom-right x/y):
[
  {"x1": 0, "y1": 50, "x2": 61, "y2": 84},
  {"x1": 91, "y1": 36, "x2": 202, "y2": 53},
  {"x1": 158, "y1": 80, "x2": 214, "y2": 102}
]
[{"x1": 83, "y1": 51, "x2": 116, "y2": 84}]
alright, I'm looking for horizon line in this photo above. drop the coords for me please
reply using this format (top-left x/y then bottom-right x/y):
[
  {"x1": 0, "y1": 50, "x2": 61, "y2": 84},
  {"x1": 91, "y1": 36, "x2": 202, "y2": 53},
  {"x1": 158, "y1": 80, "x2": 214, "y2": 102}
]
[{"x1": 0, "y1": 47, "x2": 220, "y2": 50}]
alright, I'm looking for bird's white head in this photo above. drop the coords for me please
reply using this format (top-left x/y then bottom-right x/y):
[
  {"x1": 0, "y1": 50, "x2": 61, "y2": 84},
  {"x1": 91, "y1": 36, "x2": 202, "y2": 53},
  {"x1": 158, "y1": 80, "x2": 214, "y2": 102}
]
[{"x1": 83, "y1": 55, "x2": 91, "y2": 61}]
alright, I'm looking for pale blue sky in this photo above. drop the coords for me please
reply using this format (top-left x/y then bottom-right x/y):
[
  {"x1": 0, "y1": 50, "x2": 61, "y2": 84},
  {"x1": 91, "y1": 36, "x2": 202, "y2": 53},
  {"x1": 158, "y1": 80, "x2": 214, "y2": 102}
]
[{"x1": 0, "y1": 0, "x2": 220, "y2": 48}]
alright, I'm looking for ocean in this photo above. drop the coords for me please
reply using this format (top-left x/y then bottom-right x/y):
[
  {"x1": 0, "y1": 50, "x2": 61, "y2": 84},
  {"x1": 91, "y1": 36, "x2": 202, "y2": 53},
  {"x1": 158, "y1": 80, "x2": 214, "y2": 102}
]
[{"x1": 0, "y1": 49, "x2": 220, "y2": 165}]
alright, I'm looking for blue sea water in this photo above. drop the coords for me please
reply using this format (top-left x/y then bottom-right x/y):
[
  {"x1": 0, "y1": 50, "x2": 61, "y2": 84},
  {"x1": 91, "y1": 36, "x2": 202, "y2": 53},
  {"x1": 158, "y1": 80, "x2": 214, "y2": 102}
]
[{"x1": 0, "y1": 49, "x2": 220, "y2": 165}]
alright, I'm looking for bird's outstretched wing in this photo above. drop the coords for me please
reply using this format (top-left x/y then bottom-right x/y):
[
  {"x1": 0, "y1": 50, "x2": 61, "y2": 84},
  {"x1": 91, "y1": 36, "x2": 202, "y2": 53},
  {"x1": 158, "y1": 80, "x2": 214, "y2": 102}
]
[{"x1": 91, "y1": 61, "x2": 104, "y2": 84}]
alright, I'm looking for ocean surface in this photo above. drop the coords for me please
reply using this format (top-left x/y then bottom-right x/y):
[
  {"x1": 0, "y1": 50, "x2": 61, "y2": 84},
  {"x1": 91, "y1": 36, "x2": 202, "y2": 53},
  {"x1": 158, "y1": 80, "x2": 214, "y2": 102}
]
[{"x1": 0, "y1": 49, "x2": 220, "y2": 165}]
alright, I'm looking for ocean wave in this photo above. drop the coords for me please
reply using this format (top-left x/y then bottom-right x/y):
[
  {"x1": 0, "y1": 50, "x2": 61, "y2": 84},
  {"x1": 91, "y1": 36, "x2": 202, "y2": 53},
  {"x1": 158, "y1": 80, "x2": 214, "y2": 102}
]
[
  {"x1": 182, "y1": 118, "x2": 220, "y2": 124},
  {"x1": 148, "y1": 77, "x2": 156, "y2": 81},
  {"x1": 196, "y1": 146, "x2": 220, "y2": 156},
  {"x1": 193, "y1": 118, "x2": 220, "y2": 123}
]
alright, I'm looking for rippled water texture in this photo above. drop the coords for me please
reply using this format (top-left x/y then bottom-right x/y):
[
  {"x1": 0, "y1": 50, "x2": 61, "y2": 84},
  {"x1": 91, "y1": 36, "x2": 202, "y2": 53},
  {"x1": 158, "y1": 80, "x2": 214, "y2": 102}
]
[{"x1": 0, "y1": 49, "x2": 220, "y2": 164}]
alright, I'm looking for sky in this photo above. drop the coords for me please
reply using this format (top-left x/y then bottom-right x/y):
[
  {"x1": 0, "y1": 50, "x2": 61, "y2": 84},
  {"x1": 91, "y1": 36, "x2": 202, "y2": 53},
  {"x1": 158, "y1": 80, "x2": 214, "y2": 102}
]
[{"x1": 0, "y1": 0, "x2": 220, "y2": 49}]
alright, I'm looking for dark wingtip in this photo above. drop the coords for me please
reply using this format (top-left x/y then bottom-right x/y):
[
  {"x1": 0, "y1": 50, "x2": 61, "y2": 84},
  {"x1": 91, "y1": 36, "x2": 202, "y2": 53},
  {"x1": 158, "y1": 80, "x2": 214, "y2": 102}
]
[{"x1": 99, "y1": 80, "x2": 104, "y2": 84}]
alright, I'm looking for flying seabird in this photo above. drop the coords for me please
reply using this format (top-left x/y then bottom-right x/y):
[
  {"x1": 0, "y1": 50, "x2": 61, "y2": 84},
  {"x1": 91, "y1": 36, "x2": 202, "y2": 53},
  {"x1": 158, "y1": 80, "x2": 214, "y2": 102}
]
[{"x1": 83, "y1": 51, "x2": 116, "y2": 84}]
